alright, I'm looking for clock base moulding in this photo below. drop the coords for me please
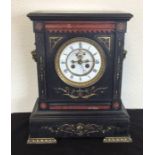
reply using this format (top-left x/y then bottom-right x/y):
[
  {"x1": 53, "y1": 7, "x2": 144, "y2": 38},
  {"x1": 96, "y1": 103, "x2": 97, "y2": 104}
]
[
  {"x1": 27, "y1": 136, "x2": 132, "y2": 144},
  {"x1": 28, "y1": 99, "x2": 132, "y2": 143}
]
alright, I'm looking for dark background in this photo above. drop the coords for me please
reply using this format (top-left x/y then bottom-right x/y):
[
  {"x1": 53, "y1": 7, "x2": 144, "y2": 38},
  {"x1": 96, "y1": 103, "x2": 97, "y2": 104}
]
[{"x1": 12, "y1": 109, "x2": 143, "y2": 155}]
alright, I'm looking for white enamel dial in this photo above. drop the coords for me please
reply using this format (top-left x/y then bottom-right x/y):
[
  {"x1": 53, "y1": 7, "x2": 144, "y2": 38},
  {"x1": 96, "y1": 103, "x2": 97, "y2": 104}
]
[{"x1": 55, "y1": 38, "x2": 106, "y2": 88}]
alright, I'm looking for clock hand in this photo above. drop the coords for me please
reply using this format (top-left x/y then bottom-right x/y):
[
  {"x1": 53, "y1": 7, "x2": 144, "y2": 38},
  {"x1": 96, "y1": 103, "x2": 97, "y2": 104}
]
[
  {"x1": 81, "y1": 60, "x2": 94, "y2": 63},
  {"x1": 71, "y1": 60, "x2": 79, "y2": 63},
  {"x1": 72, "y1": 58, "x2": 84, "y2": 64},
  {"x1": 82, "y1": 60, "x2": 90, "y2": 63}
]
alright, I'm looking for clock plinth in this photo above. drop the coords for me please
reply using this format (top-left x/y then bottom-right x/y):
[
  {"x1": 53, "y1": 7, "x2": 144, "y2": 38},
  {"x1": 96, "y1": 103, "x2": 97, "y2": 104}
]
[
  {"x1": 27, "y1": 12, "x2": 133, "y2": 143},
  {"x1": 28, "y1": 99, "x2": 131, "y2": 142}
]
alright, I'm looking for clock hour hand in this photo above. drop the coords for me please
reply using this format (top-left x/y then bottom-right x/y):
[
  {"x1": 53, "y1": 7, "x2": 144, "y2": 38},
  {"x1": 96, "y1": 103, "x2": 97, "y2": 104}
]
[
  {"x1": 71, "y1": 59, "x2": 84, "y2": 65},
  {"x1": 71, "y1": 60, "x2": 78, "y2": 63}
]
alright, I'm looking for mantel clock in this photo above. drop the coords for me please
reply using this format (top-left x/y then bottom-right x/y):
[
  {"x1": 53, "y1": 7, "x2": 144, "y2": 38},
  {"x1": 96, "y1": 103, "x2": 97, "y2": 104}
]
[{"x1": 27, "y1": 12, "x2": 133, "y2": 144}]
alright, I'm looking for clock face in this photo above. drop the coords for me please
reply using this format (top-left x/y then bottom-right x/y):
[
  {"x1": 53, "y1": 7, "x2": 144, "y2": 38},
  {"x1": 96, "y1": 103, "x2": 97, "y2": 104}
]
[{"x1": 55, "y1": 37, "x2": 106, "y2": 88}]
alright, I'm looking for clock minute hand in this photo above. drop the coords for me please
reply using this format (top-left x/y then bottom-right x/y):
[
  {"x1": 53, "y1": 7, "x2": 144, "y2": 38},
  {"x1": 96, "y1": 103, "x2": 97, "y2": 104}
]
[
  {"x1": 82, "y1": 60, "x2": 94, "y2": 63},
  {"x1": 72, "y1": 59, "x2": 83, "y2": 64}
]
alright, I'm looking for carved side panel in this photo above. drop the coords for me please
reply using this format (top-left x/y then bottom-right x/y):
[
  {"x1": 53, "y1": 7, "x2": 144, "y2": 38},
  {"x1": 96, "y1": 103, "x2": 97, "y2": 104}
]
[{"x1": 35, "y1": 33, "x2": 47, "y2": 99}]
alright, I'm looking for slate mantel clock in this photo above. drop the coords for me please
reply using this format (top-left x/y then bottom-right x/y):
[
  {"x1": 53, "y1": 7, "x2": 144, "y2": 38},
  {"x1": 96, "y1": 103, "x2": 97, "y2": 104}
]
[{"x1": 27, "y1": 12, "x2": 133, "y2": 144}]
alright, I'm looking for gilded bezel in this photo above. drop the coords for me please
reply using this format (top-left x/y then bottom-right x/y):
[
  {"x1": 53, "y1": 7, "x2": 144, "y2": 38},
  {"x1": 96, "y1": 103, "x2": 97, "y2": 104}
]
[{"x1": 55, "y1": 37, "x2": 106, "y2": 88}]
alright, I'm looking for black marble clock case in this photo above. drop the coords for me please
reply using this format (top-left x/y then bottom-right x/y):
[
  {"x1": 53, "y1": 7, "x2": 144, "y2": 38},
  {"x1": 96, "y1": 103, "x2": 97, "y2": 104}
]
[{"x1": 27, "y1": 13, "x2": 133, "y2": 141}]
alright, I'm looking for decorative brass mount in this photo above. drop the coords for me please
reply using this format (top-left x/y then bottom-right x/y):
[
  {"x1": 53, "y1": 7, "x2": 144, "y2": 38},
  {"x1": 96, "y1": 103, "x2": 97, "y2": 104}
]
[
  {"x1": 55, "y1": 86, "x2": 108, "y2": 99},
  {"x1": 41, "y1": 123, "x2": 119, "y2": 137},
  {"x1": 49, "y1": 36, "x2": 63, "y2": 48},
  {"x1": 123, "y1": 49, "x2": 127, "y2": 59},
  {"x1": 27, "y1": 135, "x2": 132, "y2": 144},
  {"x1": 27, "y1": 137, "x2": 57, "y2": 144},
  {"x1": 97, "y1": 36, "x2": 111, "y2": 51},
  {"x1": 103, "y1": 136, "x2": 132, "y2": 143},
  {"x1": 31, "y1": 50, "x2": 37, "y2": 62}
]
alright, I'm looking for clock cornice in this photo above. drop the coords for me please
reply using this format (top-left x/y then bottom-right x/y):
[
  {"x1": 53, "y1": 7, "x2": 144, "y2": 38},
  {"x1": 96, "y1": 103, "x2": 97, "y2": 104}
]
[{"x1": 27, "y1": 12, "x2": 133, "y2": 21}]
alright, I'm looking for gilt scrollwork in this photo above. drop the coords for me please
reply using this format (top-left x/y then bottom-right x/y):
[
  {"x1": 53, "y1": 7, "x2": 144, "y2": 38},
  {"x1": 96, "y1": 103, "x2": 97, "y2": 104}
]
[
  {"x1": 41, "y1": 123, "x2": 119, "y2": 136},
  {"x1": 116, "y1": 56, "x2": 121, "y2": 80},
  {"x1": 54, "y1": 86, "x2": 108, "y2": 99}
]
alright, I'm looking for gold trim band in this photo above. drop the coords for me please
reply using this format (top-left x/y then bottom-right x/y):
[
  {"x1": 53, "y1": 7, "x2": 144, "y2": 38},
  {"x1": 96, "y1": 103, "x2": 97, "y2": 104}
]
[
  {"x1": 103, "y1": 136, "x2": 132, "y2": 143},
  {"x1": 27, "y1": 137, "x2": 57, "y2": 144}
]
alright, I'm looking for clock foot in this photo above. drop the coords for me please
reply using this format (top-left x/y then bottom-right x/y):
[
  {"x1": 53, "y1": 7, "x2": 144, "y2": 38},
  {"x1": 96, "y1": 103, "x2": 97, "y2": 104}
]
[
  {"x1": 27, "y1": 137, "x2": 57, "y2": 144},
  {"x1": 103, "y1": 135, "x2": 132, "y2": 143}
]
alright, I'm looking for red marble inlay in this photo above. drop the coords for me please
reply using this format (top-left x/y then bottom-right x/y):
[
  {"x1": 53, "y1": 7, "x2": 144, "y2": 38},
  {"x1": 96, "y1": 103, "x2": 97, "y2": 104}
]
[
  {"x1": 40, "y1": 102, "x2": 48, "y2": 110},
  {"x1": 116, "y1": 22, "x2": 126, "y2": 31},
  {"x1": 35, "y1": 22, "x2": 43, "y2": 31},
  {"x1": 48, "y1": 105, "x2": 111, "y2": 110},
  {"x1": 112, "y1": 101, "x2": 120, "y2": 110},
  {"x1": 45, "y1": 21, "x2": 115, "y2": 33}
]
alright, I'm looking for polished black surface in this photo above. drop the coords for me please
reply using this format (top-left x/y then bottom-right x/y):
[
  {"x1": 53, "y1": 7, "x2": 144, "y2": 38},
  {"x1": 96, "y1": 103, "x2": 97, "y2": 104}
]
[
  {"x1": 27, "y1": 12, "x2": 133, "y2": 21},
  {"x1": 12, "y1": 110, "x2": 143, "y2": 155}
]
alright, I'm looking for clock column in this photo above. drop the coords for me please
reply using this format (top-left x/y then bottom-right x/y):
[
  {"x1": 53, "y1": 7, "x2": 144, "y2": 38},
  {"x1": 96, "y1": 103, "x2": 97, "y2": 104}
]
[
  {"x1": 112, "y1": 22, "x2": 127, "y2": 110},
  {"x1": 32, "y1": 22, "x2": 47, "y2": 102}
]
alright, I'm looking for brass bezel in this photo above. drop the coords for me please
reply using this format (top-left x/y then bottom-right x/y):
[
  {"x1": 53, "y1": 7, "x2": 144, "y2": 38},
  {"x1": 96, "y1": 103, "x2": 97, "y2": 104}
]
[{"x1": 55, "y1": 37, "x2": 106, "y2": 88}]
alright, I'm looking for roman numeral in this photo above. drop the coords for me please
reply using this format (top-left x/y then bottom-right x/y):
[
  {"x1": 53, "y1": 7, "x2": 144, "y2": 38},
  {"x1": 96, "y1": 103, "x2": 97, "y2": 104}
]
[
  {"x1": 95, "y1": 60, "x2": 99, "y2": 64},
  {"x1": 64, "y1": 69, "x2": 68, "y2": 73},
  {"x1": 61, "y1": 61, "x2": 66, "y2": 64},
  {"x1": 70, "y1": 75, "x2": 74, "y2": 79},
  {"x1": 87, "y1": 75, "x2": 91, "y2": 79},
  {"x1": 79, "y1": 42, "x2": 82, "y2": 48},
  {"x1": 70, "y1": 46, "x2": 74, "y2": 50},
  {"x1": 93, "y1": 69, "x2": 97, "y2": 73},
  {"x1": 88, "y1": 46, "x2": 91, "y2": 50}
]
